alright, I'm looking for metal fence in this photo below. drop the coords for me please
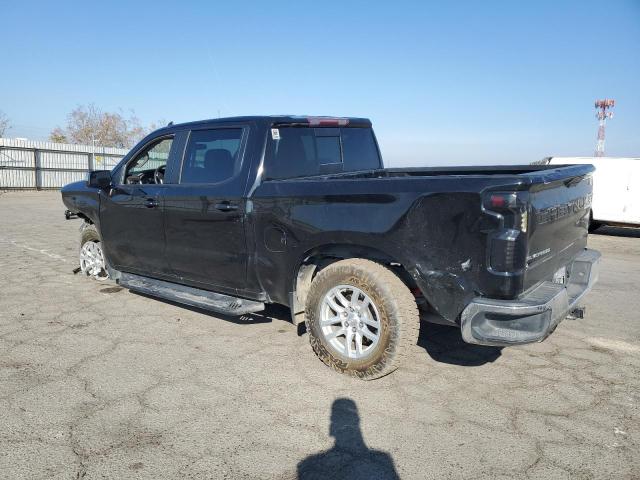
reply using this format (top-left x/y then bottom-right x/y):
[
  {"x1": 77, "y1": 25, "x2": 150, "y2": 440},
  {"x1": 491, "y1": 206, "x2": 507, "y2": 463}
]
[{"x1": 0, "y1": 138, "x2": 129, "y2": 190}]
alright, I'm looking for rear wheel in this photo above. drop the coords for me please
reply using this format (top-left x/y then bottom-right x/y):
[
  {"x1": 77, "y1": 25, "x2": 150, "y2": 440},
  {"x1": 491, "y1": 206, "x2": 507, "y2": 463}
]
[
  {"x1": 305, "y1": 259, "x2": 419, "y2": 380},
  {"x1": 79, "y1": 224, "x2": 109, "y2": 280}
]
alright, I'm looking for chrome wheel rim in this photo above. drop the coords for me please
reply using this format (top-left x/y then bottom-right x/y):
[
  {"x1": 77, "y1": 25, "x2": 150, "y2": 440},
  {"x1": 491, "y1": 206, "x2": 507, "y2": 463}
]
[
  {"x1": 320, "y1": 285, "x2": 381, "y2": 360},
  {"x1": 79, "y1": 241, "x2": 108, "y2": 280}
]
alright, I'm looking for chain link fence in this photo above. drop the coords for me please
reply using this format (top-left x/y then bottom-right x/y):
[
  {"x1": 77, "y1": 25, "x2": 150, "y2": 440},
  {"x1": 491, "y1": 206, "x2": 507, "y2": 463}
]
[{"x1": 0, "y1": 138, "x2": 128, "y2": 190}]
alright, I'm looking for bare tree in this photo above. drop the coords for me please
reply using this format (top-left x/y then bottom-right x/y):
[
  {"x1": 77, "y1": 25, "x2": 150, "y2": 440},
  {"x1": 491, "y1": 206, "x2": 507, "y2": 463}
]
[
  {"x1": 0, "y1": 110, "x2": 10, "y2": 137},
  {"x1": 49, "y1": 104, "x2": 156, "y2": 148}
]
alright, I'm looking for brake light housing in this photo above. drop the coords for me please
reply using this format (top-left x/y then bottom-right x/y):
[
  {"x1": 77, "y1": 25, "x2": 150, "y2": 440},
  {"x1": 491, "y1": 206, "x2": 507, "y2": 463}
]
[
  {"x1": 483, "y1": 190, "x2": 530, "y2": 273},
  {"x1": 483, "y1": 191, "x2": 529, "y2": 232},
  {"x1": 488, "y1": 193, "x2": 516, "y2": 209},
  {"x1": 306, "y1": 117, "x2": 349, "y2": 127}
]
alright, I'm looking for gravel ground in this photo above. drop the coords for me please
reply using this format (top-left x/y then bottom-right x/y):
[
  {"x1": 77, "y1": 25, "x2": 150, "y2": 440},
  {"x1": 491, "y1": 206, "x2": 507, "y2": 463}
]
[{"x1": 0, "y1": 191, "x2": 638, "y2": 480}]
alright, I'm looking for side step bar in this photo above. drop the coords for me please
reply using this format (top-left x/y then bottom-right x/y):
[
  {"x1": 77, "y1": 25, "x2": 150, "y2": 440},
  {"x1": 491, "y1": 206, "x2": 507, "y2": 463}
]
[{"x1": 118, "y1": 272, "x2": 265, "y2": 316}]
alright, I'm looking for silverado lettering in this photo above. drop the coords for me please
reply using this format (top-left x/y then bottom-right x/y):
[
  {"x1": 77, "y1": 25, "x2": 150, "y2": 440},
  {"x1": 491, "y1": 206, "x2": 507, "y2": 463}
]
[{"x1": 536, "y1": 193, "x2": 593, "y2": 225}]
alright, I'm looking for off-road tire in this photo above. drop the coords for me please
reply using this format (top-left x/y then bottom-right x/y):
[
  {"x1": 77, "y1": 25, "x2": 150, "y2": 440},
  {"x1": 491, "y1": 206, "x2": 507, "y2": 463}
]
[
  {"x1": 80, "y1": 223, "x2": 100, "y2": 247},
  {"x1": 305, "y1": 259, "x2": 419, "y2": 380},
  {"x1": 79, "y1": 223, "x2": 109, "y2": 280}
]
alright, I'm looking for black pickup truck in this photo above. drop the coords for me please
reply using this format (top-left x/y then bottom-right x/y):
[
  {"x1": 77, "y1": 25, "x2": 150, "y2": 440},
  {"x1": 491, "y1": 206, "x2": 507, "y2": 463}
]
[{"x1": 61, "y1": 116, "x2": 600, "y2": 379}]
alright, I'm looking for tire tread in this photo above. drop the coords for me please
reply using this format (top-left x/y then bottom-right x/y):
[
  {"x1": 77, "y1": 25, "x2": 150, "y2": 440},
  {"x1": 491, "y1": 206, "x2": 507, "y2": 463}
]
[{"x1": 305, "y1": 258, "x2": 419, "y2": 380}]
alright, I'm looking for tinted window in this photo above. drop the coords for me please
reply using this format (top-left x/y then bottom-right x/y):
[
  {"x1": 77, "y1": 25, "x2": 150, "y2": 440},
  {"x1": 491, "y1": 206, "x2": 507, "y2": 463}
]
[
  {"x1": 341, "y1": 128, "x2": 381, "y2": 171},
  {"x1": 181, "y1": 129, "x2": 243, "y2": 184},
  {"x1": 316, "y1": 136, "x2": 341, "y2": 164},
  {"x1": 265, "y1": 127, "x2": 380, "y2": 180},
  {"x1": 265, "y1": 128, "x2": 328, "y2": 180}
]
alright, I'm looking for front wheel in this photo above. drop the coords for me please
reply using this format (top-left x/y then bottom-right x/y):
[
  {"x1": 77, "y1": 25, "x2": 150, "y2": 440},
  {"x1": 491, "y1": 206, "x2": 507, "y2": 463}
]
[
  {"x1": 79, "y1": 224, "x2": 109, "y2": 280},
  {"x1": 305, "y1": 259, "x2": 419, "y2": 380}
]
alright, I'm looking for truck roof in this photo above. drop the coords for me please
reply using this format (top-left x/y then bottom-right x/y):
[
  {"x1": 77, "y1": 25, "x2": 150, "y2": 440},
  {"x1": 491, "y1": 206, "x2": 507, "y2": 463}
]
[
  {"x1": 158, "y1": 115, "x2": 373, "y2": 132},
  {"x1": 549, "y1": 156, "x2": 638, "y2": 161}
]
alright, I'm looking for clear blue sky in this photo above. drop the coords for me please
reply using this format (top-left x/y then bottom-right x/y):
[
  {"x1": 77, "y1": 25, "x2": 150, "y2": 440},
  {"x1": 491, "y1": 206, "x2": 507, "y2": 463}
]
[{"x1": 1, "y1": 0, "x2": 639, "y2": 166}]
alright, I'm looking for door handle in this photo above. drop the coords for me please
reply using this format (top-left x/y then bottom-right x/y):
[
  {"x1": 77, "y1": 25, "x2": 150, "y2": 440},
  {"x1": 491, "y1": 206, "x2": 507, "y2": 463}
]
[
  {"x1": 215, "y1": 202, "x2": 239, "y2": 212},
  {"x1": 144, "y1": 198, "x2": 159, "y2": 208}
]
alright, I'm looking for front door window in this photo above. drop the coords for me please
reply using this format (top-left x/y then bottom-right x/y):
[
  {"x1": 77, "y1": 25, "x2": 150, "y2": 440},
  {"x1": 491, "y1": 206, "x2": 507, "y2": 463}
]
[{"x1": 124, "y1": 137, "x2": 173, "y2": 184}]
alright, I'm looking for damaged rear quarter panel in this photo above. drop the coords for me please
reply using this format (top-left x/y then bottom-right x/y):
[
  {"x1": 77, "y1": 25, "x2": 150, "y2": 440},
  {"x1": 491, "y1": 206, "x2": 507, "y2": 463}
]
[
  {"x1": 394, "y1": 192, "x2": 491, "y2": 321},
  {"x1": 252, "y1": 176, "x2": 503, "y2": 321}
]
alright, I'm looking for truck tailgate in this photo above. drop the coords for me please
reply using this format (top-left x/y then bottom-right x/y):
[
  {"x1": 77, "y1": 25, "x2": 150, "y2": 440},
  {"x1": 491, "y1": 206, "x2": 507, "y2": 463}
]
[{"x1": 524, "y1": 168, "x2": 593, "y2": 291}]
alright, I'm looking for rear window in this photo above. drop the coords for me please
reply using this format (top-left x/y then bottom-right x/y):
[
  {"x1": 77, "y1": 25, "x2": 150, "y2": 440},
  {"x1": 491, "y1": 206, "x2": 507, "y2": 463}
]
[
  {"x1": 265, "y1": 127, "x2": 381, "y2": 180},
  {"x1": 341, "y1": 128, "x2": 381, "y2": 171},
  {"x1": 181, "y1": 128, "x2": 243, "y2": 184}
]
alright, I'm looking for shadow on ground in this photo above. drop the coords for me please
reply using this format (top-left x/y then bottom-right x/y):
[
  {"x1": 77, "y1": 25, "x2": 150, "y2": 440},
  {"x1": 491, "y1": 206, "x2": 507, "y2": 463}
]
[
  {"x1": 297, "y1": 398, "x2": 399, "y2": 480},
  {"x1": 417, "y1": 321, "x2": 502, "y2": 366},
  {"x1": 591, "y1": 225, "x2": 640, "y2": 238},
  {"x1": 131, "y1": 290, "x2": 501, "y2": 366}
]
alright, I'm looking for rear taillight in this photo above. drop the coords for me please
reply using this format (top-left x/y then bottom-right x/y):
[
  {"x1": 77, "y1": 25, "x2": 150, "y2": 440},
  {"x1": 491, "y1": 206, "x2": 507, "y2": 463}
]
[
  {"x1": 487, "y1": 193, "x2": 517, "y2": 209},
  {"x1": 520, "y1": 210, "x2": 528, "y2": 233},
  {"x1": 483, "y1": 191, "x2": 529, "y2": 233},
  {"x1": 489, "y1": 231, "x2": 525, "y2": 272},
  {"x1": 483, "y1": 191, "x2": 529, "y2": 273}
]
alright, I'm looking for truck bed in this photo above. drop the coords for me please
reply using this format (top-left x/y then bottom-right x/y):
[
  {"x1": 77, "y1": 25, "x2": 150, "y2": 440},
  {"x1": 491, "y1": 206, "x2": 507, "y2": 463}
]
[
  {"x1": 253, "y1": 163, "x2": 595, "y2": 320},
  {"x1": 271, "y1": 164, "x2": 590, "y2": 183}
]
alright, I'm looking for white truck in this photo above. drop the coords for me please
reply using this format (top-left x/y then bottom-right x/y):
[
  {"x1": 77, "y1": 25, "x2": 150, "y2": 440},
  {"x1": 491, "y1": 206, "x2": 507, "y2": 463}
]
[{"x1": 540, "y1": 157, "x2": 639, "y2": 230}]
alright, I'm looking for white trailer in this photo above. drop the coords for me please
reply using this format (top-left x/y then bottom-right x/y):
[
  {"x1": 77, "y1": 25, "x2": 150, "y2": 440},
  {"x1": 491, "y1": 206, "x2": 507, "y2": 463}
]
[{"x1": 542, "y1": 157, "x2": 639, "y2": 229}]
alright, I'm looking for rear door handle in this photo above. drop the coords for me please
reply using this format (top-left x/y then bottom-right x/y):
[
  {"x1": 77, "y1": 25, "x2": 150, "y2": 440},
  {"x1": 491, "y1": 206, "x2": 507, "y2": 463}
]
[
  {"x1": 215, "y1": 202, "x2": 239, "y2": 212},
  {"x1": 144, "y1": 198, "x2": 159, "y2": 208}
]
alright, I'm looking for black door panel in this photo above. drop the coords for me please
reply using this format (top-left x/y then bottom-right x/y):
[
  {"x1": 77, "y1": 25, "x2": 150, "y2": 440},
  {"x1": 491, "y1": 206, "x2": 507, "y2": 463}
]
[
  {"x1": 164, "y1": 188, "x2": 248, "y2": 290},
  {"x1": 163, "y1": 127, "x2": 250, "y2": 291},
  {"x1": 101, "y1": 184, "x2": 169, "y2": 275},
  {"x1": 99, "y1": 135, "x2": 177, "y2": 277}
]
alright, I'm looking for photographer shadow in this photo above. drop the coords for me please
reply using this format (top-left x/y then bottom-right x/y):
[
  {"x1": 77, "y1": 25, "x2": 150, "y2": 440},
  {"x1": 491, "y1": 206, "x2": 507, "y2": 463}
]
[{"x1": 297, "y1": 398, "x2": 399, "y2": 480}]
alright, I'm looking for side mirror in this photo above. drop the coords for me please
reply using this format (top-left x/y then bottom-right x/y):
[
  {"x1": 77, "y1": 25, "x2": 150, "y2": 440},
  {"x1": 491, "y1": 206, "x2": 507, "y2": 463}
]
[{"x1": 87, "y1": 170, "x2": 112, "y2": 190}]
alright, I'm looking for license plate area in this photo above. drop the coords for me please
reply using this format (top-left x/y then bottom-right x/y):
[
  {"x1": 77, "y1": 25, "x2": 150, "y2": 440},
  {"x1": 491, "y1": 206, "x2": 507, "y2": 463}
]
[{"x1": 553, "y1": 265, "x2": 567, "y2": 285}]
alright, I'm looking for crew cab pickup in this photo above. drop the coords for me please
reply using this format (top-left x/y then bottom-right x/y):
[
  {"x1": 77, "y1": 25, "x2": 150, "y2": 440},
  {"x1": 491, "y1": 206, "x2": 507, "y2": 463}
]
[{"x1": 61, "y1": 116, "x2": 600, "y2": 379}]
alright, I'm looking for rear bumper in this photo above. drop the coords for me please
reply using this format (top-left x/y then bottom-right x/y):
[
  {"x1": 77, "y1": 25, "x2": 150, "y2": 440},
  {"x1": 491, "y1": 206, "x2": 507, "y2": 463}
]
[{"x1": 460, "y1": 249, "x2": 601, "y2": 346}]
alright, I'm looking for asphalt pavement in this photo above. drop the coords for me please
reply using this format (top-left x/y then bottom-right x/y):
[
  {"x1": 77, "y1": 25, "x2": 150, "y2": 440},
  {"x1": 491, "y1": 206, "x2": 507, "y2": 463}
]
[{"x1": 0, "y1": 191, "x2": 638, "y2": 479}]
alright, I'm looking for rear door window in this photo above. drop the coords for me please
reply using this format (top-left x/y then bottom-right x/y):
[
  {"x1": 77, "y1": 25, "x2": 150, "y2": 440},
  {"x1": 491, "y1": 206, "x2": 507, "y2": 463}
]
[
  {"x1": 265, "y1": 127, "x2": 380, "y2": 180},
  {"x1": 180, "y1": 128, "x2": 244, "y2": 184}
]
